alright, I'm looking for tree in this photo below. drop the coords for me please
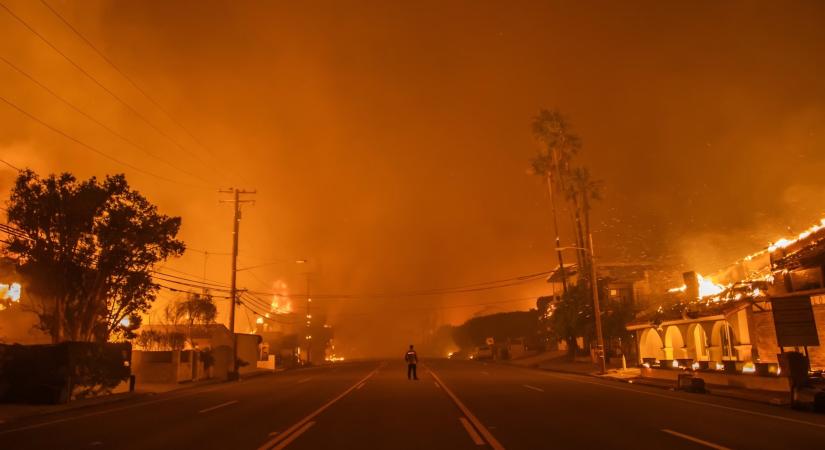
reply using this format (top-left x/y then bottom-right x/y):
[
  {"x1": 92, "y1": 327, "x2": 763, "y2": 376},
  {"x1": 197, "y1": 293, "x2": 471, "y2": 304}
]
[
  {"x1": 531, "y1": 109, "x2": 582, "y2": 292},
  {"x1": 452, "y1": 310, "x2": 539, "y2": 349},
  {"x1": 165, "y1": 291, "x2": 218, "y2": 348},
  {"x1": 4, "y1": 170, "x2": 184, "y2": 343},
  {"x1": 547, "y1": 284, "x2": 593, "y2": 360}
]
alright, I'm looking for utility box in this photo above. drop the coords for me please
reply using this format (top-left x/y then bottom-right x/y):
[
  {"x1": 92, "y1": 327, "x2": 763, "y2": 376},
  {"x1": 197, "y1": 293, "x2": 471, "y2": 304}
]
[{"x1": 778, "y1": 351, "x2": 809, "y2": 387}]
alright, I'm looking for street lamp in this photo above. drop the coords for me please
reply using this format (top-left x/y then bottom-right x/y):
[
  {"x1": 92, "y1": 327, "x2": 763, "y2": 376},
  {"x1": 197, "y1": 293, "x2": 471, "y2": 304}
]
[
  {"x1": 295, "y1": 259, "x2": 313, "y2": 365},
  {"x1": 557, "y1": 233, "x2": 607, "y2": 375}
]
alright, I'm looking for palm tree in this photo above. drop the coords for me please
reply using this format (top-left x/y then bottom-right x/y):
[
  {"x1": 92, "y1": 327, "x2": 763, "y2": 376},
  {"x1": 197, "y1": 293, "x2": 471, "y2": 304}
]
[{"x1": 530, "y1": 109, "x2": 582, "y2": 293}]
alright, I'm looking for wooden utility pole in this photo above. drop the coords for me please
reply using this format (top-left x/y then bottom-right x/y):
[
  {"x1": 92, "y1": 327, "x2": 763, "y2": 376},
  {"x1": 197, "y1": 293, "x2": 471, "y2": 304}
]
[
  {"x1": 588, "y1": 233, "x2": 606, "y2": 374},
  {"x1": 219, "y1": 188, "x2": 255, "y2": 380}
]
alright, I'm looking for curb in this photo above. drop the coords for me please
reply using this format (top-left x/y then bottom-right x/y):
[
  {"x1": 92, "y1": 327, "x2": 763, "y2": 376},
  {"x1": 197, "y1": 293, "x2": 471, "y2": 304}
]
[
  {"x1": 530, "y1": 364, "x2": 794, "y2": 408},
  {"x1": 0, "y1": 391, "x2": 153, "y2": 424}
]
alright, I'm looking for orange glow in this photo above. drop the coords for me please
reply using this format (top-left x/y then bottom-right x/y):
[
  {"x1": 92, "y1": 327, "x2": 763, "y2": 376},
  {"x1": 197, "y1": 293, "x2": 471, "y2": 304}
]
[
  {"x1": 0, "y1": 282, "x2": 21, "y2": 310},
  {"x1": 767, "y1": 218, "x2": 825, "y2": 252},
  {"x1": 668, "y1": 274, "x2": 725, "y2": 298}
]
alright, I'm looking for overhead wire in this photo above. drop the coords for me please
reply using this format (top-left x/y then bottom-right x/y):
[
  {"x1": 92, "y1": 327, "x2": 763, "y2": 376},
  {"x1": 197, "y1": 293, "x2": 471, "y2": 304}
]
[
  {"x1": 0, "y1": 1, "x2": 222, "y2": 178},
  {"x1": 0, "y1": 157, "x2": 21, "y2": 171},
  {"x1": 0, "y1": 94, "x2": 199, "y2": 186},
  {"x1": 0, "y1": 55, "x2": 212, "y2": 186},
  {"x1": 38, "y1": 0, "x2": 222, "y2": 162}
]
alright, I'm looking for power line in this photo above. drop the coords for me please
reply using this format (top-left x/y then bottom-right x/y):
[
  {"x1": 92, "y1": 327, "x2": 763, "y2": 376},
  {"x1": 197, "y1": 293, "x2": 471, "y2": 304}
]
[
  {"x1": 150, "y1": 273, "x2": 233, "y2": 292},
  {"x1": 150, "y1": 270, "x2": 231, "y2": 289},
  {"x1": 328, "y1": 296, "x2": 538, "y2": 318},
  {"x1": 0, "y1": 157, "x2": 21, "y2": 172},
  {"x1": 0, "y1": 93, "x2": 199, "y2": 187},
  {"x1": 38, "y1": 0, "x2": 221, "y2": 162},
  {"x1": 242, "y1": 273, "x2": 547, "y2": 300},
  {"x1": 0, "y1": 55, "x2": 212, "y2": 186},
  {"x1": 0, "y1": 1, "x2": 220, "y2": 176},
  {"x1": 153, "y1": 282, "x2": 233, "y2": 299}
]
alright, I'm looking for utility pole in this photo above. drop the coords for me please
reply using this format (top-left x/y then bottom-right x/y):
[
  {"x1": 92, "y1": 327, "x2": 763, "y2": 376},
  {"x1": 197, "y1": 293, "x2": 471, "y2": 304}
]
[
  {"x1": 546, "y1": 172, "x2": 568, "y2": 294},
  {"x1": 219, "y1": 188, "x2": 255, "y2": 380},
  {"x1": 588, "y1": 233, "x2": 606, "y2": 374},
  {"x1": 305, "y1": 273, "x2": 312, "y2": 365}
]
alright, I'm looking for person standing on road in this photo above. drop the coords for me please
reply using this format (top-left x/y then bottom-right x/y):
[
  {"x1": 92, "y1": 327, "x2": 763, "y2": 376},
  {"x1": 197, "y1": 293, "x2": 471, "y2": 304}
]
[{"x1": 405, "y1": 344, "x2": 418, "y2": 380}]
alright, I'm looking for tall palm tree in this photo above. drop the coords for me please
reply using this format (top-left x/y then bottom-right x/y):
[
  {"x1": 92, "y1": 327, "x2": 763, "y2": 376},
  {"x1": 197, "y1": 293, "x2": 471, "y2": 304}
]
[{"x1": 530, "y1": 109, "x2": 581, "y2": 293}]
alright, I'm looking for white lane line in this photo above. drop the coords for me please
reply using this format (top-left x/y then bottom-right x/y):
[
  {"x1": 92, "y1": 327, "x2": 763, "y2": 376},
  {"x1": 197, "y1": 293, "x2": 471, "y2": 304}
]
[
  {"x1": 297, "y1": 377, "x2": 313, "y2": 384},
  {"x1": 522, "y1": 384, "x2": 544, "y2": 392},
  {"x1": 459, "y1": 417, "x2": 486, "y2": 446},
  {"x1": 256, "y1": 366, "x2": 379, "y2": 450},
  {"x1": 198, "y1": 400, "x2": 239, "y2": 414},
  {"x1": 428, "y1": 369, "x2": 505, "y2": 450},
  {"x1": 542, "y1": 372, "x2": 825, "y2": 430},
  {"x1": 356, "y1": 383, "x2": 365, "y2": 390},
  {"x1": 434, "y1": 382, "x2": 441, "y2": 389},
  {"x1": 661, "y1": 429, "x2": 732, "y2": 450},
  {"x1": 271, "y1": 421, "x2": 315, "y2": 450},
  {"x1": 0, "y1": 382, "x2": 233, "y2": 435}
]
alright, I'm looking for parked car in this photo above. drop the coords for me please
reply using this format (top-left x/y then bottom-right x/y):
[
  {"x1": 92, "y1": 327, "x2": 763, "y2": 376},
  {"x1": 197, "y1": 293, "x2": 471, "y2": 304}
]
[{"x1": 471, "y1": 346, "x2": 494, "y2": 360}]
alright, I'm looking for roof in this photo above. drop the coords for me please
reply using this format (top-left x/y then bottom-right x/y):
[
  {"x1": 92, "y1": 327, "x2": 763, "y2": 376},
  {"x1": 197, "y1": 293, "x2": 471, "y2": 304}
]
[
  {"x1": 546, "y1": 262, "x2": 656, "y2": 284},
  {"x1": 139, "y1": 323, "x2": 231, "y2": 339}
]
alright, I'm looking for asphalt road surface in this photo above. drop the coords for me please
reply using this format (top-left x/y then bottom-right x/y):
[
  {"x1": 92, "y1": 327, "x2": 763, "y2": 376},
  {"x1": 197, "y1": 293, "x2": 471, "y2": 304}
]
[{"x1": 2, "y1": 359, "x2": 825, "y2": 449}]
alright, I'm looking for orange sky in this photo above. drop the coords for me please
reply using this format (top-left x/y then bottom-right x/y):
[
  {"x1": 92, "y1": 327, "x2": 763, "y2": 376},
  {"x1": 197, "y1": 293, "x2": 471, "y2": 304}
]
[{"x1": 2, "y1": 0, "x2": 825, "y2": 356}]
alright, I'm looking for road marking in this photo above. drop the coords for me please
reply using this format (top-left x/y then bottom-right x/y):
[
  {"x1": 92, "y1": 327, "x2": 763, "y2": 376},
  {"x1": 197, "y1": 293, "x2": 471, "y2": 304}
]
[
  {"x1": 256, "y1": 366, "x2": 379, "y2": 450},
  {"x1": 271, "y1": 421, "x2": 315, "y2": 450},
  {"x1": 661, "y1": 429, "x2": 731, "y2": 450},
  {"x1": 356, "y1": 382, "x2": 365, "y2": 390},
  {"x1": 459, "y1": 417, "x2": 485, "y2": 446},
  {"x1": 481, "y1": 371, "x2": 490, "y2": 376},
  {"x1": 198, "y1": 400, "x2": 239, "y2": 414},
  {"x1": 0, "y1": 382, "x2": 233, "y2": 435},
  {"x1": 297, "y1": 377, "x2": 313, "y2": 384},
  {"x1": 522, "y1": 384, "x2": 544, "y2": 392},
  {"x1": 542, "y1": 372, "x2": 825, "y2": 430},
  {"x1": 434, "y1": 382, "x2": 441, "y2": 389},
  {"x1": 428, "y1": 368, "x2": 505, "y2": 450}
]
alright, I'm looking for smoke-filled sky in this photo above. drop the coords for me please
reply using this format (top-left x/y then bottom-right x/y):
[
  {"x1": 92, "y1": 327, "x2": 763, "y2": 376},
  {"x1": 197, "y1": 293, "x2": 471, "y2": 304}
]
[{"x1": 1, "y1": 0, "x2": 824, "y2": 356}]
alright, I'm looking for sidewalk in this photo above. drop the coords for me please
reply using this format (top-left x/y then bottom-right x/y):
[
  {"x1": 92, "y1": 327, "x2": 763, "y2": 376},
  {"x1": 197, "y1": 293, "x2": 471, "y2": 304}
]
[
  {"x1": 506, "y1": 353, "x2": 793, "y2": 407},
  {"x1": 0, "y1": 369, "x2": 275, "y2": 424},
  {"x1": 0, "y1": 391, "x2": 150, "y2": 424}
]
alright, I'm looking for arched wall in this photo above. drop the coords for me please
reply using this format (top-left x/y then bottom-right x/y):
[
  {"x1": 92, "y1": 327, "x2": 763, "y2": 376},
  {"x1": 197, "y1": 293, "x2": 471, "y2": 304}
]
[
  {"x1": 664, "y1": 325, "x2": 687, "y2": 359},
  {"x1": 639, "y1": 328, "x2": 664, "y2": 361},
  {"x1": 686, "y1": 324, "x2": 709, "y2": 361}
]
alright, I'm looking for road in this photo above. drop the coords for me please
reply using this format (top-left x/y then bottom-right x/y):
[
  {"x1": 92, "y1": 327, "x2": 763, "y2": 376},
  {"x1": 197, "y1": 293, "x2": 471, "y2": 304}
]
[{"x1": 1, "y1": 359, "x2": 825, "y2": 449}]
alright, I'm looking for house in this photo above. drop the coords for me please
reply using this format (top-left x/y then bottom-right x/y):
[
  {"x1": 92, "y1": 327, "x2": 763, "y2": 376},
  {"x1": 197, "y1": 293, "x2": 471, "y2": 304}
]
[
  {"x1": 545, "y1": 262, "x2": 672, "y2": 307},
  {"x1": 131, "y1": 323, "x2": 263, "y2": 384},
  {"x1": 627, "y1": 218, "x2": 825, "y2": 390}
]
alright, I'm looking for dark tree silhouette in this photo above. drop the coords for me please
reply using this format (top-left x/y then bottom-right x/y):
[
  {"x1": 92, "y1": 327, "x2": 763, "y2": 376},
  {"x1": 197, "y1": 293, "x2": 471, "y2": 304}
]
[{"x1": 5, "y1": 170, "x2": 184, "y2": 342}]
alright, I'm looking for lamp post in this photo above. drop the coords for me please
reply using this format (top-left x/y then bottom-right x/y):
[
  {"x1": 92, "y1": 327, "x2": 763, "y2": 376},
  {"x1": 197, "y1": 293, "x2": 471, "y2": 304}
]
[
  {"x1": 558, "y1": 234, "x2": 607, "y2": 374},
  {"x1": 294, "y1": 259, "x2": 314, "y2": 365}
]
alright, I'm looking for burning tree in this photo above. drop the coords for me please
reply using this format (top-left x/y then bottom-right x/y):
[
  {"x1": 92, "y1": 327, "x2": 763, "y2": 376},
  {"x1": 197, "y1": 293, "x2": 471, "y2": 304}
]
[{"x1": 4, "y1": 170, "x2": 185, "y2": 343}]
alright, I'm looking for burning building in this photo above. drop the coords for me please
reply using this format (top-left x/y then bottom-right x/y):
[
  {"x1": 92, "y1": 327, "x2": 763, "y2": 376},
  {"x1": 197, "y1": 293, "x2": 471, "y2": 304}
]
[{"x1": 628, "y1": 217, "x2": 825, "y2": 376}]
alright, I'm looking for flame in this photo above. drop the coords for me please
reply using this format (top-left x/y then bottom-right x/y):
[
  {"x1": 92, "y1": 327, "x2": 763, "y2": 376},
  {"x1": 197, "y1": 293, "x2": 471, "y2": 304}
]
[
  {"x1": 668, "y1": 274, "x2": 725, "y2": 298},
  {"x1": 0, "y1": 282, "x2": 21, "y2": 311},
  {"x1": 767, "y1": 218, "x2": 825, "y2": 252},
  {"x1": 1, "y1": 282, "x2": 21, "y2": 302},
  {"x1": 269, "y1": 279, "x2": 293, "y2": 314}
]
